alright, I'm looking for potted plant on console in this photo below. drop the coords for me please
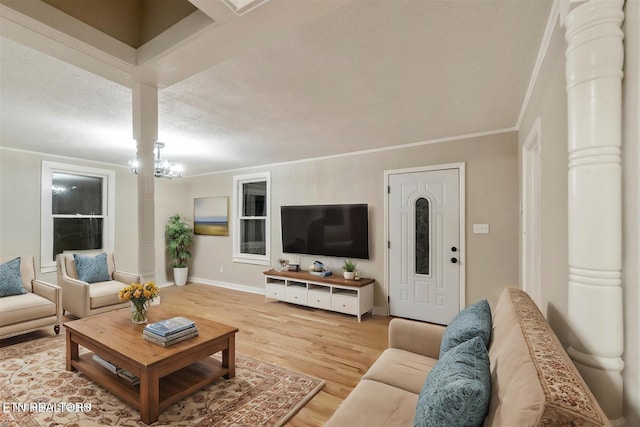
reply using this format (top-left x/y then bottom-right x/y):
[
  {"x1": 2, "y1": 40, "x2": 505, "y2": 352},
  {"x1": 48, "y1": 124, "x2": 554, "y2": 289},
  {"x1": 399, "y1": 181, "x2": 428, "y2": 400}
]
[
  {"x1": 342, "y1": 259, "x2": 357, "y2": 280},
  {"x1": 166, "y1": 214, "x2": 193, "y2": 286}
]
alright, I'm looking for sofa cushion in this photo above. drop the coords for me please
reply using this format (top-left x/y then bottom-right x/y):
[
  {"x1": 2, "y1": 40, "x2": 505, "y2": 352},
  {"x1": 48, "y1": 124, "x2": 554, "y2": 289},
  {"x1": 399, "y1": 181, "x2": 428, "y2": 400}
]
[
  {"x1": 363, "y1": 348, "x2": 438, "y2": 394},
  {"x1": 0, "y1": 293, "x2": 56, "y2": 326},
  {"x1": 415, "y1": 336, "x2": 491, "y2": 427},
  {"x1": 74, "y1": 253, "x2": 110, "y2": 283},
  {"x1": 327, "y1": 379, "x2": 419, "y2": 427},
  {"x1": 0, "y1": 257, "x2": 27, "y2": 297},
  {"x1": 89, "y1": 280, "x2": 127, "y2": 309},
  {"x1": 440, "y1": 299, "x2": 491, "y2": 356}
]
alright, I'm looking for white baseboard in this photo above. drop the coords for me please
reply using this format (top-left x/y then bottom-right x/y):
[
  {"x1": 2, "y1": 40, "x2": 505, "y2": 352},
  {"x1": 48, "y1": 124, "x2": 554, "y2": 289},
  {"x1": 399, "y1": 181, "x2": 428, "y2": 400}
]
[
  {"x1": 188, "y1": 276, "x2": 265, "y2": 295},
  {"x1": 156, "y1": 281, "x2": 174, "y2": 288}
]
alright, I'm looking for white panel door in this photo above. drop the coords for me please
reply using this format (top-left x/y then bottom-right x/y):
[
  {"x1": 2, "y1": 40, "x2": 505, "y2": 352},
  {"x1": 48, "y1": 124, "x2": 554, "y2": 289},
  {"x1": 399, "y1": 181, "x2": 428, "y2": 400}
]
[{"x1": 388, "y1": 168, "x2": 460, "y2": 324}]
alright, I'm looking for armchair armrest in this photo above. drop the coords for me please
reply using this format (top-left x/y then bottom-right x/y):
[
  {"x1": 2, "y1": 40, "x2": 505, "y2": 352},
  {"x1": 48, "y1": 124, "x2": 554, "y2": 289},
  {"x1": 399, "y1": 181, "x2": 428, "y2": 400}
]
[
  {"x1": 32, "y1": 279, "x2": 62, "y2": 319},
  {"x1": 58, "y1": 274, "x2": 91, "y2": 318},
  {"x1": 113, "y1": 270, "x2": 141, "y2": 285},
  {"x1": 388, "y1": 318, "x2": 446, "y2": 359}
]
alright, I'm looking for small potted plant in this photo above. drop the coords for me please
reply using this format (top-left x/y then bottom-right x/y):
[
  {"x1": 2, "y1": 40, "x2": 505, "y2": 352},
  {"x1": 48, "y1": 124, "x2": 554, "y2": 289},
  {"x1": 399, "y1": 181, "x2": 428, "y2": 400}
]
[
  {"x1": 342, "y1": 259, "x2": 357, "y2": 280},
  {"x1": 166, "y1": 214, "x2": 193, "y2": 286}
]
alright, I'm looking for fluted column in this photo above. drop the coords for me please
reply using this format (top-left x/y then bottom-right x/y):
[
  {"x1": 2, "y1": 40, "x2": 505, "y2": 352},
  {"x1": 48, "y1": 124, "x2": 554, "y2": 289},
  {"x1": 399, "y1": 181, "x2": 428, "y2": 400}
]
[
  {"x1": 564, "y1": 1, "x2": 624, "y2": 425},
  {"x1": 132, "y1": 83, "x2": 157, "y2": 282}
]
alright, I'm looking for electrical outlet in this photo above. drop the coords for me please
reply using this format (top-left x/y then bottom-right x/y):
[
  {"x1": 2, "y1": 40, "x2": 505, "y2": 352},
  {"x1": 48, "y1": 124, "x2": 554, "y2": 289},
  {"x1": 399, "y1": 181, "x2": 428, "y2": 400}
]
[
  {"x1": 473, "y1": 223, "x2": 490, "y2": 234},
  {"x1": 219, "y1": 266, "x2": 224, "y2": 273}
]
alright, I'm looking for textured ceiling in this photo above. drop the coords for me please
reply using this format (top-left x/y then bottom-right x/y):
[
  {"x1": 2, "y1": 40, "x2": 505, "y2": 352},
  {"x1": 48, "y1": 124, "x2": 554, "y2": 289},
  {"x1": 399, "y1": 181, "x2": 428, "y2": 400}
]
[{"x1": 0, "y1": 0, "x2": 553, "y2": 176}]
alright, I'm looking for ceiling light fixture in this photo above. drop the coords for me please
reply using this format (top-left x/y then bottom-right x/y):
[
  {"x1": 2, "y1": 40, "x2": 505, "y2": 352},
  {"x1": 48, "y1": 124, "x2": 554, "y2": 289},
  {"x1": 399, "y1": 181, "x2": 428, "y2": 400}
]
[{"x1": 130, "y1": 142, "x2": 183, "y2": 179}]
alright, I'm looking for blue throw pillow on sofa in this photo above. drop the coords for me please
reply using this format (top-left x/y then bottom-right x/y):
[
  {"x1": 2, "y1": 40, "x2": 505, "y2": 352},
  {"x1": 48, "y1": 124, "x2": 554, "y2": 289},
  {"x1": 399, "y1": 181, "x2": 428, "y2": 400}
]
[
  {"x1": 439, "y1": 299, "x2": 492, "y2": 357},
  {"x1": 74, "y1": 253, "x2": 110, "y2": 283},
  {"x1": 414, "y1": 336, "x2": 491, "y2": 427},
  {"x1": 0, "y1": 257, "x2": 27, "y2": 297}
]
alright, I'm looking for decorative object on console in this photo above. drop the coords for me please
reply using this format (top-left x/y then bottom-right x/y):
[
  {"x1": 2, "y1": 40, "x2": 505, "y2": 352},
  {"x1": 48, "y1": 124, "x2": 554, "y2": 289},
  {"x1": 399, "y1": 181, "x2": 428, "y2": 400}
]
[
  {"x1": 275, "y1": 257, "x2": 289, "y2": 271},
  {"x1": 129, "y1": 142, "x2": 183, "y2": 179},
  {"x1": 166, "y1": 214, "x2": 194, "y2": 286},
  {"x1": 118, "y1": 281, "x2": 158, "y2": 324},
  {"x1": 194, "y1": 196, "x2": 229, "y2": 236},
  {"x1": 342, "y1": 259, "x2": 357, "y2": 280}
]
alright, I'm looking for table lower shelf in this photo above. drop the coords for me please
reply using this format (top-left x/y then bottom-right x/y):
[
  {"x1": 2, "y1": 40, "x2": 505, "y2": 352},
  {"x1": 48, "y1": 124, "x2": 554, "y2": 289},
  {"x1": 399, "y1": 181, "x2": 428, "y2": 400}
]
[{"x1": 72, "y1": 352, "x2": 229, "y2": 411}]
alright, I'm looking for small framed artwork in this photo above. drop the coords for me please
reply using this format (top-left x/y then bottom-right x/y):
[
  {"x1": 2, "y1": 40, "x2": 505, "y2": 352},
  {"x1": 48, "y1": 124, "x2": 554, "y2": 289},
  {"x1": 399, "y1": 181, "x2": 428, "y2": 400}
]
[{"x1": 194, "y1": 196, "x2": 229, "y2": 236}]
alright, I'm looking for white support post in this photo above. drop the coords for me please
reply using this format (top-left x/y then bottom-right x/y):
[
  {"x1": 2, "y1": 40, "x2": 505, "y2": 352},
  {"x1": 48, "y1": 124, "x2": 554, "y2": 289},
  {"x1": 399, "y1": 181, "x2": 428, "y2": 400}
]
[
  {"x1": 564, "y1": 0, "x2": 625, "y2": 425},
  {"x1": 132, "y1": 82, "x2": 158, "y2": 282}
]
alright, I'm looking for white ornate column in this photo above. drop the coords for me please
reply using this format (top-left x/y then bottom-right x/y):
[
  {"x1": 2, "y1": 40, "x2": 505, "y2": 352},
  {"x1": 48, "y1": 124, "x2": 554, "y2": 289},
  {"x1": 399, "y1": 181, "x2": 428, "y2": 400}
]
[
  {"x1": 565, "y1": 0, "x2": 624, "y2": 425},
  {"x1": 132, "y1": 83, "x2": 157, "y2": 282}
]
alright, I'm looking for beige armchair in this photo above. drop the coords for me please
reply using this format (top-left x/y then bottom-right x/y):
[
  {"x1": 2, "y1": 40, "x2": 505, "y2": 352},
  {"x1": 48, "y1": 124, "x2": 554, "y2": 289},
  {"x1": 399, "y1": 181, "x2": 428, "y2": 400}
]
[
  {"x1": 56, "y1": 251, "x2": 141, "y2": 318},
  {"x1": 0, "y1": 255, "x2": 62, "y2": 339}
]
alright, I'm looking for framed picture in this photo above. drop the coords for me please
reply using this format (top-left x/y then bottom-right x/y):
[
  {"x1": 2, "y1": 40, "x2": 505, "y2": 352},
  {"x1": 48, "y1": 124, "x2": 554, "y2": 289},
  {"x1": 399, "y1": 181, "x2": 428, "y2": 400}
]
[{"x1": 194, "y1": 196, "x2": 229, "y2": 236}]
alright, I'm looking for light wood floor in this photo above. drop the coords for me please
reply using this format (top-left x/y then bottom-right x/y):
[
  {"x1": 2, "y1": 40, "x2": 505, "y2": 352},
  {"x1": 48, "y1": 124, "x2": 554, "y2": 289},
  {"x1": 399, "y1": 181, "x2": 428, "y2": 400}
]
[{"x1": 2, "y1": 283, "x2": 391, "y2": 426}]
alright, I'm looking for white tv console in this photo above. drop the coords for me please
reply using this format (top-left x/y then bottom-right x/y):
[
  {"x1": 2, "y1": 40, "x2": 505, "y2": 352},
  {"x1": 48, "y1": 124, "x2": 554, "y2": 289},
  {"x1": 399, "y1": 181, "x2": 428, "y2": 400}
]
[{"x1": 263, "y1": 270, "x2": 375, "y2": 321}]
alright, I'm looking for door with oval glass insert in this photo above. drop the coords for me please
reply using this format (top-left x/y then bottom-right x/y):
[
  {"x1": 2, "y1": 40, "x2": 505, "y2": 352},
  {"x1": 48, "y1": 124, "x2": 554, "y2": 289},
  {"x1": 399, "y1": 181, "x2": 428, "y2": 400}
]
[{"x1": 388, "y1": 168, "x2": 460, "y2": 324}]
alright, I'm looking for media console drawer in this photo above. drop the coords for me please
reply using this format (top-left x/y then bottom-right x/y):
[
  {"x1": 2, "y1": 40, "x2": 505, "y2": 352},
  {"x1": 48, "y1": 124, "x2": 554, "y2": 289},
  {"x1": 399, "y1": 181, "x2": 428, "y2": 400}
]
[
  {"x1": 285, "y1": 286, "x2": 308, "y2": 305},
  {"x1": 308, "y1": 288, "x2": 331, "y2": 310},
  {"x1": 265, "y1": 283, "x2": 285, "y2": 299},
  {"x1": 263, "y1": 270, "x2": 375, "y2": 321},
  {"x1": 331, "y1": 293, "x2": 358, "y2": 315}
]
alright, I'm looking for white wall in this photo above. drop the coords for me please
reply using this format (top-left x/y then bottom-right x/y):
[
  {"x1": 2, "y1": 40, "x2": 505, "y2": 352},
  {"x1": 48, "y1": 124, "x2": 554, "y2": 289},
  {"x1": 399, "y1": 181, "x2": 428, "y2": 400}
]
[
  {"x1": 183, "y1": 131, "x2": 520, "y2": 311},
  {"x1": 0, "y1": 148, "x2": 139, "y2": 282}
]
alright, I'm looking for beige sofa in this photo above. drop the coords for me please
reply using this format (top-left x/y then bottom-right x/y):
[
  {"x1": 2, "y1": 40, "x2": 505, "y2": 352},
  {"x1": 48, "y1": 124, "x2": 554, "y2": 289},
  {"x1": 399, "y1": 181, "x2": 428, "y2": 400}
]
[
  {"x1": 0, "y1": 255, "x2": 62, "y2": 339},
  {"x1": 56, "y1": 252, "x2": 140, "y2": 318},
  {"x1": 326, "y1": 288, "x2": 611, "y2": 427}
]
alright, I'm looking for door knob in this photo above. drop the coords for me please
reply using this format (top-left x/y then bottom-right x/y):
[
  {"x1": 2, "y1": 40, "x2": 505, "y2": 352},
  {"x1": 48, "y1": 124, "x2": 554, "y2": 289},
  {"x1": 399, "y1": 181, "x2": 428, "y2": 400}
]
[
  {"x1": 451, "y1": 246, "x2": 458, "y2": 252},
  {"x1": 451, "y1": 257, "x2": 458, "y2": 264}
]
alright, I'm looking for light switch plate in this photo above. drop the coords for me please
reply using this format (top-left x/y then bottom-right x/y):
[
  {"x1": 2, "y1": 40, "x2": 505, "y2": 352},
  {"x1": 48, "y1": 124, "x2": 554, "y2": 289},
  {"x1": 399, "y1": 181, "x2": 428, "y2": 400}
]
[{"x1": 473, "y1": 223, "x2": 490, "y2": 234}]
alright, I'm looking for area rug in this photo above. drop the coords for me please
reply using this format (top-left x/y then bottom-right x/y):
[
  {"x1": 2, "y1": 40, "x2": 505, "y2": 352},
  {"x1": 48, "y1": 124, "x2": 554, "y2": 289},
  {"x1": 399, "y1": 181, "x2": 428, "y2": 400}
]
[{"x1": 0, "y1": 335, "x2": 324, "y2": 426}]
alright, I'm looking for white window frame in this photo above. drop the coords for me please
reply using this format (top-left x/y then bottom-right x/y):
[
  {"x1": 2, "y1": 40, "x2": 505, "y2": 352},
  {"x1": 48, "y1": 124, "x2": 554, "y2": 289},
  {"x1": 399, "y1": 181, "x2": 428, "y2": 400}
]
[
  {"x1": 232, "y1": 171, "x2": 270, "y2": 265},
  {"x1": 40, "y1": 161, "x2": 115, "y2": 274}
]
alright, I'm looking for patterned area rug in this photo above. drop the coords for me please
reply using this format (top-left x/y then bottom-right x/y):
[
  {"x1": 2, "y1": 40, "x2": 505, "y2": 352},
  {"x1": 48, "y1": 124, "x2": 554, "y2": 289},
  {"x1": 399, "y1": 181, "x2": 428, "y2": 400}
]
[{"x1": 0, "y1": 335, "x2": 324, "y2": 426}]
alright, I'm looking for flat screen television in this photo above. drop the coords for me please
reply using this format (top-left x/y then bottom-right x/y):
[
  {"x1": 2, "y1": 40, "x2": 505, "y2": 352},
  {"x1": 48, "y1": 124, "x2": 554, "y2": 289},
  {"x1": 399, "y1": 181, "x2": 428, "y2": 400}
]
[{"x1": 280, "y1": 204, "x2": 369, "y2": 259}]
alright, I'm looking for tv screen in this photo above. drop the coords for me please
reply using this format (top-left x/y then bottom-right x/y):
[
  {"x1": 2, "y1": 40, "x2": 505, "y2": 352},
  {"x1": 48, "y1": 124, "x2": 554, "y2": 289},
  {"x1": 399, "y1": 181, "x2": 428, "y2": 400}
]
[{"x1": 281, "y1": 204, "x2": 369, "y2": 259}]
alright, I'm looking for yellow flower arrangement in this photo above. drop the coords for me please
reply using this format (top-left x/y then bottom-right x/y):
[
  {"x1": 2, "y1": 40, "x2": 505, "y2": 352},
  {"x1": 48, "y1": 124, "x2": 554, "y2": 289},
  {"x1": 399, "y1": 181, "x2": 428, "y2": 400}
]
[{"x1": 119, "y1": 282, "x2": 158, "y2": 323}]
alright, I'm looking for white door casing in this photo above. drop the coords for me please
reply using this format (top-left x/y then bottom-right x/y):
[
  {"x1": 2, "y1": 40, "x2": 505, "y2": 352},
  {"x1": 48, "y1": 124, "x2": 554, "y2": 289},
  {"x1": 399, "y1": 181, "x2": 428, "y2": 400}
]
[
  {"x1": 522, "y1": 118, "x2": 542, "y2": 308},
  {"x1": 385, "y1": 164, "x2": 464, "y2": 324}
]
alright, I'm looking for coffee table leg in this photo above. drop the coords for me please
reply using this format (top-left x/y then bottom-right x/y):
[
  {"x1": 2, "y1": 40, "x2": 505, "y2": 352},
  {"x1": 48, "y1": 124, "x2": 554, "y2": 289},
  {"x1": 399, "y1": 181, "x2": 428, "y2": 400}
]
[
  {"x1": 139, "y1": 369, "x2": 160, "y2": 424},
  {"x1": 223, "y1": 334, "x2": 236, "y2": 379},
  {"x1": 65, "y1": 329, "x2": 78, "y2": 371}
]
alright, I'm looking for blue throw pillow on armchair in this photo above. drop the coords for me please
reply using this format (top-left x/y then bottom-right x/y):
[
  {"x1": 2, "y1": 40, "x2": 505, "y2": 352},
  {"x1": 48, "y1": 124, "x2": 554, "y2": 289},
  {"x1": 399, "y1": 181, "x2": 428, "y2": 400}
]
[
  {"x1": 74, "y1": 252, "x2": 110, "y2": 283},
  {"x1": 0, "y1": 257, "x2": 27, "y2": 297},
  {"x1": 439, "y1": 299, "x2": 492, "y2": 357},
  {"x1": 415, "y1": 336, "x2": 491, "y2": 427}
]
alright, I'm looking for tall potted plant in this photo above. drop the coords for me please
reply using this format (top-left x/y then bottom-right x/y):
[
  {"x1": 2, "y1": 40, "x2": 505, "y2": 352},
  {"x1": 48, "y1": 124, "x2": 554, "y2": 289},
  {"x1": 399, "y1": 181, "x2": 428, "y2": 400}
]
[{"x1": 166, "y1": 214, "x2": 193, "y2": 286}]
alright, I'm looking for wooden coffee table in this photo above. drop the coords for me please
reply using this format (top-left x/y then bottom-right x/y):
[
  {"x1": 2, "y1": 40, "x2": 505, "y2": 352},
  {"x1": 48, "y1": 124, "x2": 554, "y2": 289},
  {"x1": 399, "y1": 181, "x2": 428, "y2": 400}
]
[{"x1": 64, "y1": 306, "x2": 239, "y2": 424}]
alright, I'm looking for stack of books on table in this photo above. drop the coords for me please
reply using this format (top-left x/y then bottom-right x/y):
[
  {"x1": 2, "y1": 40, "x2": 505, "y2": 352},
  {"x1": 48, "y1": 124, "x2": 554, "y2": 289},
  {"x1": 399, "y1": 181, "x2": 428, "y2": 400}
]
[
  {"x1": 143, "y1": 317, "x2": 198, "y2": 347},
  {"x1": 92, "y1": 354, "x2": 140, "y2": 385}
]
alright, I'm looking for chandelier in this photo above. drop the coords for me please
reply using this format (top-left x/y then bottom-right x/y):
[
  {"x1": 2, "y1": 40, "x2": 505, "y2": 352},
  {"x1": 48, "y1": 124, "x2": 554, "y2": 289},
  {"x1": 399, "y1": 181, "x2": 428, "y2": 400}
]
[{"x1": 130, "y1": 142, "x2": 183, "y2": 179}]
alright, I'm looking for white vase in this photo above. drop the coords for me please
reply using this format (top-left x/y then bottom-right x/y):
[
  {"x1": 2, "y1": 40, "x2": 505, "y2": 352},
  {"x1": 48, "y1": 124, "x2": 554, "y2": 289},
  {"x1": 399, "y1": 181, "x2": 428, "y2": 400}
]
[
  {"x1": 343, "y1": 271, "x2": 355, "y2": 280},
  {"x1": 174, "y1": 267, "x2": 188, "y2": 286}
]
